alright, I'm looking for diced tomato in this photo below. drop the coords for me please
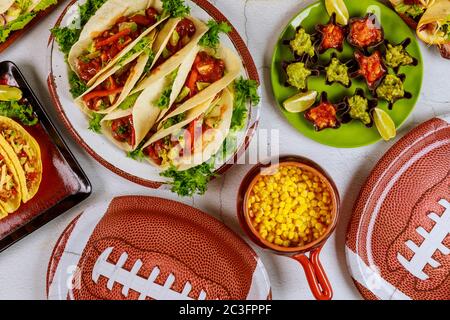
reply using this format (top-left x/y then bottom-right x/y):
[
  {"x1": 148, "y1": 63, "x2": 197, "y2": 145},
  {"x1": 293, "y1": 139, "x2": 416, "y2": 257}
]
[
  {"x1": 26, "y1": 172, "x2": 38, "y2": 183},
  {"x1": 143, "y1": 144, "x2": 162, "y2": 165},
  {"x1": 77, "y1": 58, "x2": 102, "y2": 82},
  {"x1": 355, "y1": 51, "x2": 386, "y2": 88},
  {"x1": 111, "y1": 115, "x2": 135, "y2": 146}
]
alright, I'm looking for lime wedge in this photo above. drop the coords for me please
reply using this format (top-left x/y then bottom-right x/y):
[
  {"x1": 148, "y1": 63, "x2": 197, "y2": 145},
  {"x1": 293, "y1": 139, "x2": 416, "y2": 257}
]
[
  {"x1": 0, "y1": 85, "x2": 22, "y2": 102},
  {"x1": 283, "y1": 91, "x2": 317, "y2": 113},
  {"x1": 373, "y1": 108, "x2": 396, "y2": 141},
  {"x1": 325, "y1": 0, "x2": 349, "y2": 25}
]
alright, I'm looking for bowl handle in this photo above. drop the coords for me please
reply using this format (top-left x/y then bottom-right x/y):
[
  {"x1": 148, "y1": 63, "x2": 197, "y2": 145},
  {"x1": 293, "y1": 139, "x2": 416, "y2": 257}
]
[{"x1": 292, "y1": 247, "x2": 333, "y2": 300}]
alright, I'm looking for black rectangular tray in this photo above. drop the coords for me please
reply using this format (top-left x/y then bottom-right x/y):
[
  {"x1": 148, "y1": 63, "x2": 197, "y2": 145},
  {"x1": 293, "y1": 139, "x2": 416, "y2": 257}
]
[{"x1": 0, "y1": 61, "x2": 92, "y2": 252}]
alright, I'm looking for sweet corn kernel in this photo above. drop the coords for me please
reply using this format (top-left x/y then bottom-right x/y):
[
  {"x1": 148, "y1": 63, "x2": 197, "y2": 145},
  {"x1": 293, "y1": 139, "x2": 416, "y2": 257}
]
[{"x1": 248, "y1": 165, "x2": 334, "y2": 249}]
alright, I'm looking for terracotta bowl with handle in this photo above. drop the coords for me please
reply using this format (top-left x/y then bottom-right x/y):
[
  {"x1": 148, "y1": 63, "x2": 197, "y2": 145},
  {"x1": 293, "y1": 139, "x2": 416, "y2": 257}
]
[{"x1": 237, "y1": 155, "x2": 340, "y2": 300}]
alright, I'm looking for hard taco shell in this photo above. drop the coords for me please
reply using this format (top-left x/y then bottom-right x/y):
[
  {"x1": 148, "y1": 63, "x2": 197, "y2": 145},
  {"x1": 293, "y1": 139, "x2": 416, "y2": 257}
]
[
  {"x1": 0, "y1": 143, "x2": 22, "y2": 213},
  {"x1": 0, "y1": 116, "x2": 42, "y2": 203},
  {"x1": 417, "y1": 0, "x2": 450, "y2": 44}
]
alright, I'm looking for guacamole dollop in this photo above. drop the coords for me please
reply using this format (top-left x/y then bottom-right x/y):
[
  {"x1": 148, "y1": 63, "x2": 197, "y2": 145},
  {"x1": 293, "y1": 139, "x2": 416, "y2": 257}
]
[
  {"x1": 376, "y1": 74, "x2": 405, "y2": 103},
  {"x1": 385, "y1": 44, "x2": 414, "y2": 68},
  {"x1": 325, "y1": 58, "x2": 350, "y2": 86},
  {"x1": 348, "y1": 95, "x2": 371, "y2": 125},
  {"x1": 290, "y1": 28, "x2": 315, "y2": 57},
  {"x1": 286, "y1": 62, "x2": 312, "y2": 90}
]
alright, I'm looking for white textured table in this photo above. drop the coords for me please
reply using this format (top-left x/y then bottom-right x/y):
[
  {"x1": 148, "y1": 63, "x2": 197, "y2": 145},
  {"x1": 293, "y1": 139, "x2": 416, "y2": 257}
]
[{"x1": 0, "y1": 0, "x2": 448, "y2": 300}]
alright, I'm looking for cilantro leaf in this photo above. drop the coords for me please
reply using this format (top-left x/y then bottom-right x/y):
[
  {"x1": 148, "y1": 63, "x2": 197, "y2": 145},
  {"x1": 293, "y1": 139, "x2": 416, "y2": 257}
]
[
  {"x1": 230, "y1": 77, "x2": 260, "y2": 131},
  {"x1": 0, "y1": 100, "x2": 38, "y2": 126},
  {"x1": 88, "y1": 113, "x2": 105, "y2": 133},
  {"x1": 162, "y1": 0, "x2": 190, "y2": 18},
  {"x1": 199, "y1": 20, "x2": 232, "y2": 49},
  {"x1": 161, "y1": 161, "x2": 217, "y2": 197}
]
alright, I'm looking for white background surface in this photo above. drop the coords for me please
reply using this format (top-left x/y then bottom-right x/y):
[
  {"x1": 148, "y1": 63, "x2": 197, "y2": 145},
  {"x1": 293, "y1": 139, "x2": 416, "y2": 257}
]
[{"x1": 0, "y1": 0, "x2": 449, "y2": 300}]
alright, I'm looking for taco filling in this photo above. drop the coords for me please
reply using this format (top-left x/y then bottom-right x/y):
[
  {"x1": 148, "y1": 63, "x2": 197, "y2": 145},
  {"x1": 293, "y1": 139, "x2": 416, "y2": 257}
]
[
  {"x1": 0, "y1": 154, "x2": 19, "y2": 204},
  {"x1": 75, "y1": 8, "x2": 159, "y2": 83},
  {"x1": 108, "y1": 115, "x2": 135, "y2": 147},
  {"x1": 163, "y1": 51, "x2": 225, "y2": 116},
  {"x1": 154, "y1": 18, "x2": 197, "y2": 68},
  {"x1": 348, "y1": 14, "x2": 384, "y2": 49},
  {"x1": 144, "y1": 100, "x2": 225, "y2": 166},
  {"x1": 394, "y1": 0, "x2": 427, "y2": 20},
  {"x1": 82, "y1": 60, "x2": 137, "y2": 111},
  {"x1": 0, "y1": 125, "x2": 39, "y2": 190},
  {"x1": 354, "y1": 50, "x2": 387, "y2": 89}
]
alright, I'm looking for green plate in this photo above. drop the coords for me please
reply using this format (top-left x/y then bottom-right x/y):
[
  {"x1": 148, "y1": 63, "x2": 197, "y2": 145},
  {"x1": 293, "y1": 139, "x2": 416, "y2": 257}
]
[{"x1": 271, "y1": 0, "x2": 423, "y2": 148}]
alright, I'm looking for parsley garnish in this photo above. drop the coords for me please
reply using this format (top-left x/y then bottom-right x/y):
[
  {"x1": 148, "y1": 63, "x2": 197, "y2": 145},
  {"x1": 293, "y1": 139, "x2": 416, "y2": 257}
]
[
  {"x1": 199, "y1": 20, "x2": 232, "y2": 49},
  {"x1": 162, "y1": 0, "x2": 190, "y2": 18},
  {"x1": 231, "y1": 77, "x2": 260, "y2": 131},
  {"x1": 88, "y1": 113, "x2": 105, "y2": 133},
  {"x1": 161, "y1": 161, "x2": 217, "y2": 197}
]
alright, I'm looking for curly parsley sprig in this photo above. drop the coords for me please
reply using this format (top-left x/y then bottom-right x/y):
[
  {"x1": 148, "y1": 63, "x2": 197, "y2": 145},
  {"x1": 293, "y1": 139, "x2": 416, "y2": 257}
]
[
  {"x1": 199, "y1": 20, "x2": 232, "y2": 49},
  {"x1": 231, "y1": 77, "x2": 260, "y2": 131},
  {"x1": 162, "y1": 0, "x2": 190, "y2": 18}
]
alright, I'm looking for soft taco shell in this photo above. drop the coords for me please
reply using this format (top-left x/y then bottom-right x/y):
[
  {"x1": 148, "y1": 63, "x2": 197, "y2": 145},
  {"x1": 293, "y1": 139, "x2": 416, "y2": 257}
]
[
  {"x1": 417, "y1": 0, "x2": 450, "y2": 44},
  {"x1": 142, "y1": 96, "x2": 215, "y2": 170},
  {"x1": 0, "y1": 116, "x2": 42, "y2": 203},
  {"x1": 100, "y1": 75, "x2": 167, "y2": 151},
  {"x1": 160, "y1": 46, "x2": 242, "y2": 123},
  {"x1": 132, "y1": 16, "x2": 209, "y2": 94},
  {"x1": 68, "y1": 0, "x2": 166, "y2": 87},
  {"x1": 75, "y1": 34, "x2": 155, "y2": 116},
  {"x1": 175, "y1": 88, "x2": 234, "y2": 171},
  {"x1": 0, "y1": 142, "x2": 22, "y2": 213}
]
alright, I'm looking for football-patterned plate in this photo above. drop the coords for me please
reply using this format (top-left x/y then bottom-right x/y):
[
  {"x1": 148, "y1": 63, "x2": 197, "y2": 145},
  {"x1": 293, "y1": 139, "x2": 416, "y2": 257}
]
[
  {"x1": 47, "y1": 196, "x2": 271, "y2": 300},
  {"x1": 47, "y1": 0, "x2": 260, "y2": 189},
  {"x1": 345, "y1": 114, "x2": 450, "y2": 300}
]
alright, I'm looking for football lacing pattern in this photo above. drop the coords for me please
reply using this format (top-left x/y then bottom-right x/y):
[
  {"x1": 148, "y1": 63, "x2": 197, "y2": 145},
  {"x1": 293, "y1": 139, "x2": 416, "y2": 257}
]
[
  {"x1": 398, "y1": 199, "x2": 450, "y2": 280},
  {"x1": 92, "y1": 247, "x2": 207, "y2": 300}
]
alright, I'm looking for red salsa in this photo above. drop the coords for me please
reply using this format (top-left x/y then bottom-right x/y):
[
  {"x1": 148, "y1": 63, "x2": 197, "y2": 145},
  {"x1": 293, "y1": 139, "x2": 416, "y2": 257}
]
[
  {"x1": 305, "y1": 101, "x2": 339, "y2": 131},
  {"x1": 76, "y1": 7, "x2": 159, "y2": 82},
  {"x1": 348, "y1": 14, "x2": 383, "y2": 49},
  {"x1": 354, "y1": 50, "x2": 386, "y2": 89},
  {"x1": 317, "y1": 22, "x2": 345, "y2": 53},
  {"x1": 110, "y1": 115, "x2": 135, "y2": 146}
]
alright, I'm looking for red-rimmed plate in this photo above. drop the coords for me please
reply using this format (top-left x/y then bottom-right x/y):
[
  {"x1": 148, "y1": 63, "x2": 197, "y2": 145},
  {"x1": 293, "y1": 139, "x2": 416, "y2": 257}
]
[
  {"x1": 346, "y1": 115, "x2": 450, "y2": 300},
  {"x1": 47, "y1": 0, "x2": 260, "y2": 188},
  {"x1": 46, "y1": 195, "x2": 271, "y2": 300}
]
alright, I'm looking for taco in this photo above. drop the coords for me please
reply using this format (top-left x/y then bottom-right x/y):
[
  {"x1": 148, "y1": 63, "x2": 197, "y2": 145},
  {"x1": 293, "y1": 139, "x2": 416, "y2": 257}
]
[
  {"x1": 68, "y1": 0, "x2": 166, "y2": 87},
  {"x1": 0, "y1": 116, "x2": 42, "y2": 203},
  {"x1": 0, "y1": 0, "x2": 58, "y2": 43},
  {"x1": 417, "y1": 0, "x2": 450, "y2": 45},
  {"x1": 140, "y1": 87, "x2": 233, "y2": 171},
  {"x1": 157, "y1": 46, "x2": 242, "y2": 129},
  {"x1": 390, "y1": 0, "x2": 435, "y2": 27},
  {"x1": 0, "y1": 142, "x2": 21, "y2": 213},
  {"x1": 75, "y1": 32, "x2": 156, "y2": 115},
  {"x1": 100, "y1": 72, "x2": 171, "y2": 152}
]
